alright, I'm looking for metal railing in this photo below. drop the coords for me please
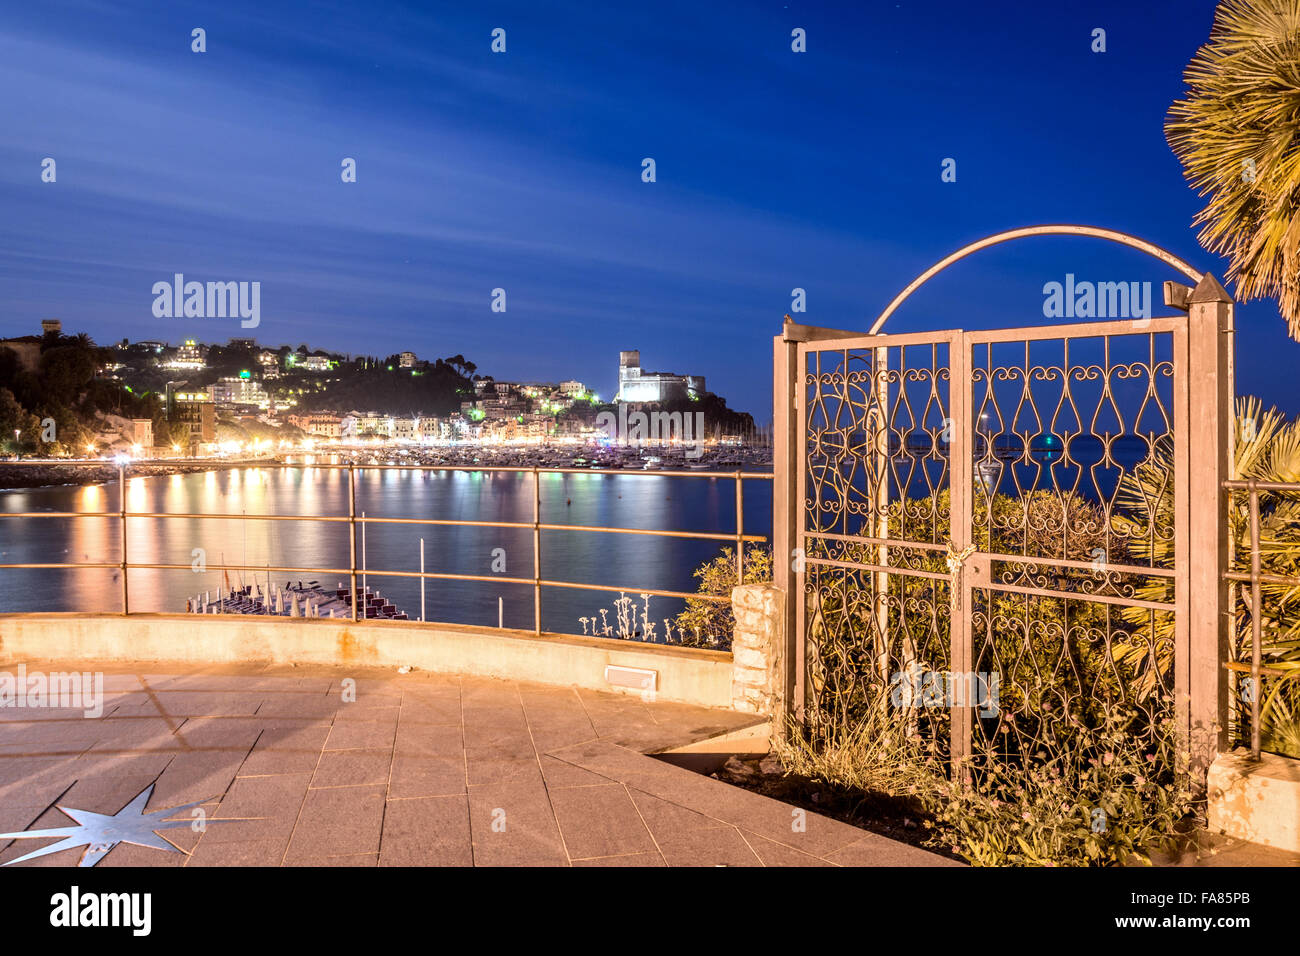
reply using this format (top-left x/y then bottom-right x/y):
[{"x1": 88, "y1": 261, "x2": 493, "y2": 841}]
[
  {"x1": 0, "y1": 459, "x2": 772, "y2": 637},
  {"x1": 1222, "y1": 478, "x2": 1300, "y2": 760}
]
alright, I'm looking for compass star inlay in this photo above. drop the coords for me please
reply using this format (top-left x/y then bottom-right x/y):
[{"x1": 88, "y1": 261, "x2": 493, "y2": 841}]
[{"x1": 0, "y1": 783, "x2": 217, "y2": 867}]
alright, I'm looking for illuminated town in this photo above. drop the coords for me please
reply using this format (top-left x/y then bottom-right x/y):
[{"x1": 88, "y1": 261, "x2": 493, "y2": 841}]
[{"x1": 0, "y1": 322, "x2": 764, "y2": 470}]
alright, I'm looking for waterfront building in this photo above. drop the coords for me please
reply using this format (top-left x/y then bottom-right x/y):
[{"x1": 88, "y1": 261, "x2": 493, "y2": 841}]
[
  {"x1": 419, "y1": 417, "x2": 443, "y2": 441},
  {"x1": 392, "y1": 417, "x2": 421, "y2": 442},
  {"x1": 340, "y1": 412, "x2": 390, "y2": 439},
  {"x1": 168, "y1": 388, "x2": 216, "y2": 451},
  {"x1": 286, "y1": 412, "x2": 341, "y2": 438},
  {"x1": 130, "y1": 419, "x2": 152, "y2": 448}
]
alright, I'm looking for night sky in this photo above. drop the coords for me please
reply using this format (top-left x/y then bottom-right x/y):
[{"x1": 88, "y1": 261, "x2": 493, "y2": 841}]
[{"x1": 1, "y1": 0, "x2": 1296, "y2": 419}]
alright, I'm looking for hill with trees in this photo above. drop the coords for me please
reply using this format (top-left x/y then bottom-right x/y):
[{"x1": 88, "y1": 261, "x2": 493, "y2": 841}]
[{"x1": 0, "y1": 331, "x2": 178, "y2": 455}]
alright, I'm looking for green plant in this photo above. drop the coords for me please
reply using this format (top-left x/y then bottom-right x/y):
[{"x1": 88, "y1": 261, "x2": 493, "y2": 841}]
[
  {"x1": 927, "y1": 706, "x2": 1193, "y2": 866},
  {"x1": 1261, "y1": 691, "x2": 1300, "y2": 758},
  {"x1": 774, "y1": 693, "x2": 947, "y2": 805},
  {"x1": 1114, "y1": 397, "x2": 1300, "y2": 749},
  {"x1": 673, "y1": 545, "x2": 772, "y2": 648}
]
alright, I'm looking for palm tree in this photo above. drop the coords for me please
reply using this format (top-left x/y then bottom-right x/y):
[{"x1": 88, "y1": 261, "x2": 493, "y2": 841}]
[{"x1": 1165, "y1": 0, "x2": 1300, "y2": 338}]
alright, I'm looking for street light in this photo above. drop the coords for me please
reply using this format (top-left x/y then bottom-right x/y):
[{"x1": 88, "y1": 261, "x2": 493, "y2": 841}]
[{"x1": 13, "y1": 429, "x2": 20, "y2": 460}]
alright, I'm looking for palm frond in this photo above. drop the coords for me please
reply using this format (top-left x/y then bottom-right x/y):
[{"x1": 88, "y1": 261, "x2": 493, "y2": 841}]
[{"x1": 1166, "y1": 0, "x2": 1300, "y2": 337}]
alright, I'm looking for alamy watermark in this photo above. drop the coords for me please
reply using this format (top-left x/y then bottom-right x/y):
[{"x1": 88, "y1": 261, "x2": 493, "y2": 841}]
[
  {"x1": 0, "y1": 664, "x2": 104, "y2": 718},
  {"x1": 889, "y1": 668, "x2": 999, "y2": 718},
  {"x1": 151, "y1": 273, "x2": 260, "y2": 328},
  {"x1": 1042, "y1": 274, "x2": 1152, "y2": 320},
  {"x1": 594, "y1": 406, "x2": 707, "y2": 458}
]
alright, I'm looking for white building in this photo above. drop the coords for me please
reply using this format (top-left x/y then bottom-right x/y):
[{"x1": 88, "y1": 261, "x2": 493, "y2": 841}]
[
  {"x1": 391, "y1": 418, "x2": 420, "y2": 442},
  {"x1": 399, "y1": 351, "x2": 416, "y2": 368},
  {"x1": 210, "y1": 376, "x2": 269, "y2": 408},
  {"x1": 289, "y1": 354, "x2": 331, "y2": 372},
  {"x1": 615, "y1": 350, "x2": 704, "y2": 403},
  {"x1": 340, "y1": 412, "x2": 390, "y2": 439}
]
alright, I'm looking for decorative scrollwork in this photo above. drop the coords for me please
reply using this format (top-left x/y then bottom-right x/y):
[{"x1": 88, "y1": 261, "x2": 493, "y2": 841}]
[{"x1": 801, "y1": 330, "x2": 1179, "y2": 758}]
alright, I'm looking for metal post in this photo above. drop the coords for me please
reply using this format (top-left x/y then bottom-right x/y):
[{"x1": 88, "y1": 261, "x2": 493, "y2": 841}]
[
  {"x1": 772, "y1": 321, "x2": 802, "y2": 730},
  {"x1": 874, "y1": 344, "x2": 890, "y2": 680},
  {"x1": 420, "y1": 537, "x2": 426, "y2": 623},
  {"x1": 361, "y1": 510, "x2": 367, "y2": 599},
  {"x1": 947, "y1": 331, "x2": 973, "y2": 776},
  {"x1": 348, "y1": 464, "x2": 358, "y2": 621},
  {"x1": 532, "y1": 466, "x2": 542, "y2": 635},
  {"x1": 1249, "y1": 488, "x2": 1262, "y2": 760},
  {"x1": 118, "y1": 461, "x2": 128, "y2": 615},
  {"x1": 1184, "y1": 273, "x2": 1233, "y2": 790},
  {"x1": 734, "y1": 471, "x2": 744, "y2": 584}
]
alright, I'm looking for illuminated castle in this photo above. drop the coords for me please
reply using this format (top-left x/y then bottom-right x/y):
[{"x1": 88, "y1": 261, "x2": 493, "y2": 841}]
[{"x1": 615, "y1": 350, "x2": 705, "y2": 404}]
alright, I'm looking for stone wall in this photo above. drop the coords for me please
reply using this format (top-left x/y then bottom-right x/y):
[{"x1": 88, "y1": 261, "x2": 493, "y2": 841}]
[{"x1": 730, "y1": 584, "x2": 783, "y2": 714}]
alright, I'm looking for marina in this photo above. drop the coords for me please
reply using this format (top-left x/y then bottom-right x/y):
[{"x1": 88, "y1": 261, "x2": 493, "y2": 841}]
[{"x1": 185, "y1": 580, "x2": 410, "y2": 620}]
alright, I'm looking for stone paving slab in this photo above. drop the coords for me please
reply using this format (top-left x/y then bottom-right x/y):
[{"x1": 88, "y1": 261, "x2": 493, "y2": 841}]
[{"x1": 0, "y1": 660, "x2": 956, "y2": 867}]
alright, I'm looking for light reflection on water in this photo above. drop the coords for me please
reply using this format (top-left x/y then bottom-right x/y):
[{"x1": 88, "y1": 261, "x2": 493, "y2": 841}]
[{"x1": 0, "y1": 468, "x2": 771, "y2": 640}]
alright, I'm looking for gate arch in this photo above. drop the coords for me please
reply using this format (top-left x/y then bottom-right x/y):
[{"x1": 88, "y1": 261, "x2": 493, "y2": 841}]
[{"x1": 869, "y1": 224, "x2": 1205, "y2": 335}]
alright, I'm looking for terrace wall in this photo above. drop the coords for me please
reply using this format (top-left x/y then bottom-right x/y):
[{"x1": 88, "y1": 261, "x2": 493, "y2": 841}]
[{"x1": 0, "y1": 613, "x2": 737, "y2": 709}]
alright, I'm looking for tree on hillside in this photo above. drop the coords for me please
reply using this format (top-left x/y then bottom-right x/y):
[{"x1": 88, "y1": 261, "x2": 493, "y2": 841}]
[{"x1": 1166, "y1": 0, "x2": 1300, "y2": 337}]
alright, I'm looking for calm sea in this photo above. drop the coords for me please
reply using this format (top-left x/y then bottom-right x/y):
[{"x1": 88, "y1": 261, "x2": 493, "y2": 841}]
[{"x1": 0, "y1": 467, "x2": 772, "y2": 643}]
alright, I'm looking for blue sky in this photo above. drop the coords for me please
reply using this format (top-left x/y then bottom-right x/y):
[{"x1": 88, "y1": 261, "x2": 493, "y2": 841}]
[{"x1": 1, "y1": 0, "x2": 1295, "y2": 419}]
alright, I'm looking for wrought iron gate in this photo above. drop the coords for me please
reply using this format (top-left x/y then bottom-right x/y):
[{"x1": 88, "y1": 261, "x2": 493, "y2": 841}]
[{"x1": 773, "y1": 284, "x2": 1232, "y2": 782}]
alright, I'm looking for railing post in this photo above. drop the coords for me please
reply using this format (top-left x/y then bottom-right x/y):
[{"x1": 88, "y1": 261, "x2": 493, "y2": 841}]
[
  {"x1": 772, "y1": 320, "x2": 802, "y2": 731},
  {"x1": 348, "y1": 463, "x2": 358, "y2": 621},
  {"x1": 873, "y1": 344, "x2": 890, "y2": 682},
  {"x1": 1184, "y1": 273, "x2": 1233, "y2": 792},
  {"x1": 947, "y1": 331, "x2": 973, "y2": 776},
  {"x1": 533, "y1": 466, "x2": 542, "y2": 635},
  {"x1": 118, "y1": 460, "x2": 129, "y2": 615},
  {"x1": 1248, "y1": 487, "x2": 1262, "y2": 761},
  {"x1": 734, "y1": 470, "x2": 744, "y2": 584}
]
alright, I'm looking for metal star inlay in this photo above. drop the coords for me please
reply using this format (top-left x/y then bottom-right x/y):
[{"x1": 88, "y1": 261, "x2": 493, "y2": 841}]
[{"x1": 0, "y1": 783, "x2": 214, "y2": 867}]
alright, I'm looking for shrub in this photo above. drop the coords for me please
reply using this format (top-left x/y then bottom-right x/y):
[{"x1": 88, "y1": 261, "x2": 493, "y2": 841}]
[
  {"x1": 673, "y1": 545, "x2": 772, "y2": 648},
  {"x1": 926, "y1": 706, "x2": 1192, "y2": 866},
  {"x1": 774, "y1": 693, "x2": 946, "y2": 805}
]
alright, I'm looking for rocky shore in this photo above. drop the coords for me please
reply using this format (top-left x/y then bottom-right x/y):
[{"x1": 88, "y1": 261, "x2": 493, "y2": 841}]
[
  {"x1": 0, "y1": 444, "x2": 772, "y2": 491},
  {"x1": 0, "y1": 458, "x2": 271, "y2": 490}
]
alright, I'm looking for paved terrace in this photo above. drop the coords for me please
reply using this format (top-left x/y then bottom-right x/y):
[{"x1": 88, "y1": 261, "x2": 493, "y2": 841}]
[{"x1": 0, "y1": 662, "x2": 954, "y2": 867}]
